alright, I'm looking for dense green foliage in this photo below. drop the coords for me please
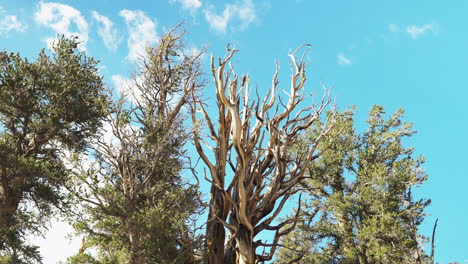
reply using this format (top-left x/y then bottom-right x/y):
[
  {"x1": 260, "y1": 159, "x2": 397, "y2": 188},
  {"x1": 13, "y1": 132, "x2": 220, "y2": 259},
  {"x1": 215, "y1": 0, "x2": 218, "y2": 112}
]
[
  {"x1": 275, "y1": 106, "x2": 430, "y2": 264},
  {"x1": 65, "y1": 29, "x2": 204, "y2": 264},
  {"x1": 0, "y1": 31, "x2": 433, "y2": 264},
  {"x1": 0, "y1": 36, "x2": 108, "y2": 263}
]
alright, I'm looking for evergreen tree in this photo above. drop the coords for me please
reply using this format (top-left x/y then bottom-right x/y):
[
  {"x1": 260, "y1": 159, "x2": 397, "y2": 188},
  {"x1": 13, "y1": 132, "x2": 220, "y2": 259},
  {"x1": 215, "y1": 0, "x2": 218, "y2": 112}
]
[
  {"x1": 66, "y1": 28, "x2": 205, "y2": 264},
  {"x1": 0, "y1": 36, "x2": 108, "y2": 263},
  {"x1": 276, "y1": 106, "x2": 430, "y2": 264}
]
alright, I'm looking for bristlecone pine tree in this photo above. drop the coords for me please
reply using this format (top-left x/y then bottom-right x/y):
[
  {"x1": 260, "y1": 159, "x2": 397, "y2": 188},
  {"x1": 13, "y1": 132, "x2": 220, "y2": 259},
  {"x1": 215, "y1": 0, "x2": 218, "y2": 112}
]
[
  {"x1": 0, "y1": 36, "x2": 108, "y2": 263},
  {"x1": 192, "y1": 45, "x2": 338, "y2": 264},
  {"x1": 275, "y1": 105, "x2": 430, "y2": 264},
  {"x1": 65, "y1": 28, "x2": 205, "y2": 264}
]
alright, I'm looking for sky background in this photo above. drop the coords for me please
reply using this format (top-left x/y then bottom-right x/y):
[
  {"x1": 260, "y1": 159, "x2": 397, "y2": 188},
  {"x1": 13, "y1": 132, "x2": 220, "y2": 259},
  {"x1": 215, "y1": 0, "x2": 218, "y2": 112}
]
[{"x1": 1, "y1": 0, "x2": 467, "y2": 263}]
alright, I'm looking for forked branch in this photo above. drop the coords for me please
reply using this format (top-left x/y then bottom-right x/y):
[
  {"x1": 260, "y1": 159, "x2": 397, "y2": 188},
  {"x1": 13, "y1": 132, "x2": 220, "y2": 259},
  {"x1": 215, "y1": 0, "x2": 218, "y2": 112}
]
[{"x1": 193, "y1": 44, "x2": 337, "y2": 264}]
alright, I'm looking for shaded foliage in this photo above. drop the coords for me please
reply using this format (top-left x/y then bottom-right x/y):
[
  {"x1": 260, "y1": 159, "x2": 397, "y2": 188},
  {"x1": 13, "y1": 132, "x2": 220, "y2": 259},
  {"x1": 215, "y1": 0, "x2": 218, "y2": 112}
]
[
  {"x1": 66, "y1": 27, "x2": 205, "y2": 264},
  {"x1": 0, "y1": 36, "x2": 108, "y2": 262},
  {"x1": 0, "y1": 29, "x2": 434, "y2": 264},
  {"x1": 275, "y1": 106, "x2": 430, "y2": 264}
]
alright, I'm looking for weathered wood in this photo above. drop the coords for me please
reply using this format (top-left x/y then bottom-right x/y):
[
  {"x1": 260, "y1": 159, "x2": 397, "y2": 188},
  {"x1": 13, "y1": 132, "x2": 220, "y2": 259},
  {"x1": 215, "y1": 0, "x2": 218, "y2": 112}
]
[{"x1": 193, "y1": 45, "x2": 336, "y2": 263}]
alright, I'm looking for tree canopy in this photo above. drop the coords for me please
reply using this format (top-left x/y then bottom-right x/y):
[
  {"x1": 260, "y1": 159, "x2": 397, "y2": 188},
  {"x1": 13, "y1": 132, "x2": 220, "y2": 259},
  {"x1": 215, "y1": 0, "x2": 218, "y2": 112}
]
[
  {"x1": 65, "y1": 28, "x2": 205, "y2": 264},
  {"x1": 275, "y1": 105, "x2": 430, "y2": 264},
  {"x1": 0, "y1": 30, "x2": 433, "y2": 264},
  {"x1": 0, "y1": 36, "x2": 108, "y2": 263}
]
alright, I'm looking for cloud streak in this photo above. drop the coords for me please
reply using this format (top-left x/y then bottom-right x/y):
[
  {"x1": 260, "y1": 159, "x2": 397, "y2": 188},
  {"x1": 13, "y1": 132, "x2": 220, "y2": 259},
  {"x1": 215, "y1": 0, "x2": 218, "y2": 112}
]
[
  {"x1": 34, "y1": 1, "x2": 89, "y2": 50},
  {"x1": 171, "y1": 0, "x2": 202, "y2": 12},
  {"x1": 406, "y1": 24, "x2": 435, "y2": 39},
  {"x1": 92, "y1": 11, "x2": 121, "y2": 52},
  {"x1": 120, "y1": 9, "x2": 158, "y2": 63},
  {"x1": 0, "y1": 14, "x2": 26, "y2": 34},
  {"x1": 388, "y1": 23, "x2": 399, "y2": 33},
  {"x1": 204, "y1": 0, "x2": 256, "y2": 33},
  {"x1": 337, "y1": 53, "x2": 351, "y2": 65},
  {"x1": 112, "y1": 74, "x2": 143, "y2": 103}
]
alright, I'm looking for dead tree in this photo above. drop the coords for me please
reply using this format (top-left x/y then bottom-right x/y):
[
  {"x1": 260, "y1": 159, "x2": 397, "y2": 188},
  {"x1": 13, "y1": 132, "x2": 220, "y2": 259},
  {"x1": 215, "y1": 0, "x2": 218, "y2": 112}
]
[{"x1": 192, "y1": 45, "x2": 337, "y2": 264}]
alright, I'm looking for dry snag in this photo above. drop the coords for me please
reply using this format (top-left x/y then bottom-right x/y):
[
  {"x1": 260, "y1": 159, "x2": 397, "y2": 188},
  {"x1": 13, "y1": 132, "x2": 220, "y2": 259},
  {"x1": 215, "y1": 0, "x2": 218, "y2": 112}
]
[{"x1": 192, "y1": 45, "x2": 337, "y2": 264}]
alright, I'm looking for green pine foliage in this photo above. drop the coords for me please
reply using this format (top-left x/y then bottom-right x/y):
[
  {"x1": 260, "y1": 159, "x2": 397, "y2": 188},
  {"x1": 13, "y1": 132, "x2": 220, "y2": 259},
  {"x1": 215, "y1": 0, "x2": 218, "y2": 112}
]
[
  {"x1": 0, "y1": 36, "x2": 108, "y2": 262},
  {"x1": 65, "y1": 28, "x2": 204, "y2": 264},
  {"x1": 0, "y1": 31, "x2": 434, "y2": 264},
  {"x1": 275, "y1": 105, "x2": 430, "y2": 264}
]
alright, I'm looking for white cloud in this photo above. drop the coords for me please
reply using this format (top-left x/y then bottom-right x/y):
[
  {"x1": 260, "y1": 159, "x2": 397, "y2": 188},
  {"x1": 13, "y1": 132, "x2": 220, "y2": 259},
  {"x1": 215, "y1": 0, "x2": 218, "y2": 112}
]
[
  {"x1": 388, "y1": 23, "x2": 399, "y2": 33},
  {"x1": 171, "y1": 0, "x2": 202, "y2": 11},
  {"x1": 92, "y1": 11, "x2": 121, "y2": 52},
  {"x1": 0, "y1": 15, "x2": 27, "y2": 34},
  {"x1": 34, "y1": 2, "x2": 88, "y2": 50},
  {"x1": 33, "y1": 220, "x2": 83, "y2": 264},
  {"x1": 406, "y1": 24, "x2": 434, "y2": 39},
  {"x1": 112, "y1": 74, "x2": 142, "y2": 103},
  {"x1": 204, "y1": 7, "x2": 231, "y2": 33},
  {"x1": 119, "y1": 9, "x2": 158, "y2": 63},
  {"x1": 0, "y1": 6, "x2": 27, "y2": 35},
  {"x1": 100, "y1": 118, "x2": 119, "y2": 148},
  {"x1": 112, "y1": 74, "x2": 133, "y2": 96},
  {"x1": 337, "y1": 53, "x2": 351, "y2": 65},
  {"x1": 204, "y1": 0, "x2": 256, "y2": 33},
  {"x1": 186, "y1": 46, "x2": 205, "y2": 61}
]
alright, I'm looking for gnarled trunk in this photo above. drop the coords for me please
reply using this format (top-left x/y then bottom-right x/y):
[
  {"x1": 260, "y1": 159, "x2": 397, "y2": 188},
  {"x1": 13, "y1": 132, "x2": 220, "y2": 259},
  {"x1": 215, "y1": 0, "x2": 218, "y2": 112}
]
[
  {"x1": 236, "y1": 225, "x2": 255, "y2": 264},
  {"x1": 224, "y1": 240, "x2": 237, "y2": 264},
  {"x1": 204, "y1": 186, "x2": 226, "y2": 264},
  {"x1": 193, "y1": 45, "x2": 336, "y2": 264}
]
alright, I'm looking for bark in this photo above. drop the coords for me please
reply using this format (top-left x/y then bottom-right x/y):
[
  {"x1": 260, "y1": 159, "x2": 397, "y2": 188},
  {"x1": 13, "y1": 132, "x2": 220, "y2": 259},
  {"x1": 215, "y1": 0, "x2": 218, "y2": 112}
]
[
  {"x1": 0, "y1": 168, "x2": 22, "y2": 232},
  {"x1": 224, "y1": 241, "x2": 237, "y2": 264},
  {"x1": 430, "y1": 218, "x2": 438, "y2": 264},
  {"x1": 236, "y1": 225, "x2": 255, "y2": 264},
  {"x1": 128, "y1": 220, "x2": 144, "y2": 264},
  {"x1": 204, "y1": 186, "x2": 227, "y2": 264},
  {"x1": 193, "y1": 45, "x2": 336, "y2": 264}
]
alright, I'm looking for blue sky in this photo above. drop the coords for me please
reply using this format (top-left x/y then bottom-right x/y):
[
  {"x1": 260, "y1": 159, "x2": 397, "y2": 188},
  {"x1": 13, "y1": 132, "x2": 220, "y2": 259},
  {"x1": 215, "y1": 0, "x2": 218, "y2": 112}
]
[{"x1": 1, "y1": 0, "x2": 467, "y2": 263}]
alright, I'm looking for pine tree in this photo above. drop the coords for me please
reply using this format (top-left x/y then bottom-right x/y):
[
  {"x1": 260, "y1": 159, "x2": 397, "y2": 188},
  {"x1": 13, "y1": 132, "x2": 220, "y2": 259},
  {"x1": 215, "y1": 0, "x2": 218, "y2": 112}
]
[
  {"x1": 65, "y1": 28, "x2": 205, "y2": 264},
  {"x1": 276, "y1": 106, "x2": 430, "y2": 264},
  {"x1": 0, "y1": 36, "x2": 108, "y2": 263}
]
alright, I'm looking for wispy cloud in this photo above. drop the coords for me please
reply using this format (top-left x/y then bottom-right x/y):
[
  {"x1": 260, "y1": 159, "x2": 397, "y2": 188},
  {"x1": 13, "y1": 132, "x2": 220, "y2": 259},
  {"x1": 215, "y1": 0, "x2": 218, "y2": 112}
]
[
  {"x1": 112, "y1": 74, "x2": 143, "y2": 103},
  {"x1": 171, "y1": 0, "x2": 202, "y2": 13},
  {"x1": 388, "y1": 23, "x2": 399, "y2": 33},
  {"x1": 204, "y1": 0, "x2": 256, "y2": 34},
  {"x1": 406, "y1": 23, "x2": 435, "y2": 39},
  {"x1": 0, "y1": 6, "x2": 27, "y2": 34},
  {"x1": 204, "y1": 7, "x2": 231, "y2": 33},
  {"x1": 0, "y1": 14, "x2": 27, "y2": 35},
  {"x1": 92, "y1": 11, "x2": 121, "y2": 52},
  {"x1": 34, "y1": 1, "x2": 89, "y2": 50},
  {"x1": 112, "y1": 74, "x2": 134, "y2": 97},
  {"x1": 119, "y1": 9, "x2": 158, "y2": 63},
  {"x1": 337, "y1": 53, "x2": 351, "y2": 65}
]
